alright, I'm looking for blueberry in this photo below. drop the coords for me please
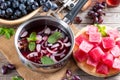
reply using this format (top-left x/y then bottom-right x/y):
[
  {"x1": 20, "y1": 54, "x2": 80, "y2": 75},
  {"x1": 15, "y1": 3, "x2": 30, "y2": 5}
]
[
  {"x1": 39, "y1": 0, "x2": 48, "y2": 5},
  {"x1": 6, "y1": 8, "x2": 13, "y2": 16},
  {"x1": 26, "y1": 6, "x2": 32, "y2": 12},
  {"x1": 51, "y1": 2, "x2": 58, "y2": 10},
  {"x1": 19, "y1": 0, "x2": 27, "y2": 3},
  {"x1": 21, "y1": 10, "x2": 27, "y2": 16},
  {"x1": 0, "y1": 2, "x2": 7, "y2": 9},
  {"x1": 6, "y1": 1, "x2": 11, "y2": 7},
  {"x1": 19, "y1": 4, "x2": 26, "y2": 11},
  {"x1": 12, "y1": 1, "x2": 19, "y2": 8},
  {"x1": 4, "y1": 15, "x2": 9, "y2": 19},
  {"x1": 27, "y1": 0, "x2": 34, "y2": 5},
  {"x1": 32, "y1": 1, "x2": 39, "y2": 10},
  {"x1": 0, "y1": 0, "x2": 4, "y2": 4},
  {"x1": 14, "y1": 10, "x2": 21, "y2": 17},
  {"x1": 0, "y1": 10, "x2": 5, "y2": 17},
  {"x1": 0, "y1": 9, "x2": 2, "y2": 16},
  {"x1": 11, "y1": 15, "x2": 17, "y2": 20},
  {"x1": 42, "y1": 6, "x2": 49, "y2": 12},
  {"x1": 44, "y1": 1, "x2": 52, "y2": 9}
]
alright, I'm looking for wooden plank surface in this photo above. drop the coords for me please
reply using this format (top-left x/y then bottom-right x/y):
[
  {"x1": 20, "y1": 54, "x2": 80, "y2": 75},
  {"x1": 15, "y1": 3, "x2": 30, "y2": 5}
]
[{"x1": 0, "y1": 0, "x2": 120, "y2": 80}]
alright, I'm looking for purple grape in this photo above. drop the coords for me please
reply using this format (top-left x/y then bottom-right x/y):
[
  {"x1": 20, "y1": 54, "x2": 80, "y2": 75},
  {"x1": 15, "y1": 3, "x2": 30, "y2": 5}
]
[
  {"x1": 92, "y1": 6, "x2": 98, "y2": 12},
  {"x1": 66, "y1": 69, "x2": 72, "y2": 77},
  {"x1": 93, "y1": 17, "x2": 99, "y2": 23},
  {"x1": 1, "y1": 65, "x2": 8, "y2": 74},
  {"x1": 97, "y1": 9, "x2": 103, "y2": 16},
  {"x1": 7, "y1": 64, "x2": 16, "y2": 70},
  {"x1": 98, "y1": 16, "x2": 103, "y2": 24},
  {"x1": 98, "y1": 3, "x2": 105, "y2": 9},
  {"x1": 74, "y1": 17, "x2": 82, "y2": 24},
  {"x1": 88, "y1": 10, "x2": 94, "y2": 16},
  {"x1": 102, "y1": 2, "x2": 107, "y2": 7},
  {"x1": 92, "y1": 12, "x2": 99, "y2": 18}
]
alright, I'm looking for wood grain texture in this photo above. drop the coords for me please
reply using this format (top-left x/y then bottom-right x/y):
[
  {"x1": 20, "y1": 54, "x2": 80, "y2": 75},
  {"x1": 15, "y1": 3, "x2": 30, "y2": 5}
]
[{"x1": 0, "y1": 0, "x2": 120, "y2": 80}]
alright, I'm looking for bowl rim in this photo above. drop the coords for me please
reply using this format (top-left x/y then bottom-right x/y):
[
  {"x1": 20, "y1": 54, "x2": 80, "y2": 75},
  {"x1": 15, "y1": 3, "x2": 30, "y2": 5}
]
[{"x1": 14, "y1": 16, "x2": 75, "y2": 67}]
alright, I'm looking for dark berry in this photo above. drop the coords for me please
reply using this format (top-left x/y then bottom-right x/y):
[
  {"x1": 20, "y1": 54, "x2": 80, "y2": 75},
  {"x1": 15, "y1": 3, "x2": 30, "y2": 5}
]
[
  {"x1": 1, "y1": 65, "x2": 8, "y2": 74},
  {"x1": 87, "y1": 2, "x2": 106, "y2": 24},
  {"x1": 0, "y1": 10, "x2": 5, "y2": 17},
  {"x1": 74, "y1": 17, "x2": 82, "y2": 24},
  {"x1": 0, "y1": 2, "x2": 7, "y2": 9},
  {"x1": 19, "y1": 4, "x2": 26, "y2": 11},
  {"x1": 93, "y1": 17, "x2": 99, "y2": 23},
  {"x1": 51, "y1": 2, "x2": 58, "y2": 10},
  {"x1": 0, "y1": 9, "x2": 2, "y2": 16},
  {"x1": 12, "y1": 1, "x2": 19, "y2": 8},
  {"x1": 92, "y1": 6, "x2": 98, "y2": 12},
  {"x1": 88, "y1": 10, "x2": 94, "y2": 16},
  {"x1": 6, "y1": 8, "x2": 13, "y2": 16},
  {"x1": 7, "y1": 64, "x2": 16, "y2": 70},
  {"x1": 32, "y1": 1, "x2": 39, "y2": 10},
  {"x1": 14, "y1": 10, "x2": 21, "y2": 17},
  {"x1": 0, "y1": 0, "x2": 4, "y2": 4},
  {"x1": 6, "y1": 1, "x2": 11, "y2": 7},
  {"x1": 19, "y1": 0, "x2": 27, "y2": 3},
  {"x1": 44, "y1": 0, "x2": 53, "y2": 9},
  {"x1": 98, "y1": 3, "x2": 105, "y2": 9},
  {"x1": 42, "y1": 6, "x2": 49, "y2": 12},
  {"x1": 21, "y1": 10, "x2": 27, "y2": 16},
  {"x1": 98, "y1": 16, "x2": 103, "y2": 24},
  {"x1": 39, "y1": 0, "x2": 48, "y2": 5},
  {"x1": 92, "y1": 12, "x2": 99, "y2": 17},
  {"x1": 11, "y1": 15, "x2": 17, "y2": 20},
  {"x1": 27, "y1": 0, "x2": 34, "y2": 5},
  {"x1": 66, "y1": 69, "x2": 72, "y2": 77},
  {"x1": 102, "y1": 2, "x2": 107, "y2": 7}
]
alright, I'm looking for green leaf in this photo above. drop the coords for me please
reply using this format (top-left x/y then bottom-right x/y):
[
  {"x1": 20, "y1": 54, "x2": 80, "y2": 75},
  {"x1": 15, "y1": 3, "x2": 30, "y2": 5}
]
[
  {"x1": 0, "y1": 28, "x2": 4, "y2": 36},
  {"x1": 41, "y1": 56, "x2": 54, "y2": 65},
  {"x1": 48, "y1": 31, "x2": 62, "y2": 44},
  {"x1": 95, "y1": 24, "x2": 107, "y2": 37},
  {"x1": 5, "y1": 31, "x2": 11, "y2": 39},
  {"x1": 27, "y1": 32, "x2": 36, "y2": 42},
  {"x1": 0, "y1": 27, "x2": 15, "y2": 39},
  {"x1": 12, "y1": 76, "x2": 24, "y2": 80},
  {"x1": 9, "y1": 28, "x2": 15, "y2": 35},
  {"x1": 28, "y1": 42, "x2": 36, "y2": 51}
]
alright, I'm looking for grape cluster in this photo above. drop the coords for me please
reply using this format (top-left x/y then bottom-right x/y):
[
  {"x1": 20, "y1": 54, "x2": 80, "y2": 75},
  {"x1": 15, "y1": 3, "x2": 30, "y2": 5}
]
[
  {"x1": 87, "y1": 2, "x2": 106, "y2": 24},
  {"x1": 0, "y1": 0, "x2": 58, "y2": 20}
]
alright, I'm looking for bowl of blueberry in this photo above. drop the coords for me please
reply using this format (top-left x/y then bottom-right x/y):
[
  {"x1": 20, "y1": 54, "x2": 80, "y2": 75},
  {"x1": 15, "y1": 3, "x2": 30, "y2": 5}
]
[
  {"x1": 0, "y1": 0, "x2": 58, "y2": 25},
  {"x1": 14, "y1": 16, "x2": 74, "y2": 73}
]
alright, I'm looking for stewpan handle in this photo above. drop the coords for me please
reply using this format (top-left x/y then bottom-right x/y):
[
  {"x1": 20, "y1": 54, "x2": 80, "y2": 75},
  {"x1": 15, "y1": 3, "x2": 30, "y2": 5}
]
[{"x1": 63, "y1": 0, "x2": 88, "y2": 23}]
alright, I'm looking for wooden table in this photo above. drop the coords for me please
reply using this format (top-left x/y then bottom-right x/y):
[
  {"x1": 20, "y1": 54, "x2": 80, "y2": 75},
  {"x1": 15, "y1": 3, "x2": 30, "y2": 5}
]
[{"x1": 0, "y1": 0, "x2": 120, "y2": 80}]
